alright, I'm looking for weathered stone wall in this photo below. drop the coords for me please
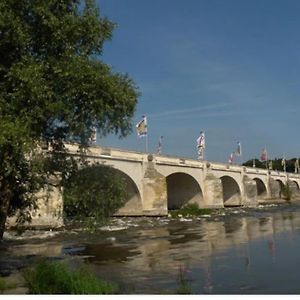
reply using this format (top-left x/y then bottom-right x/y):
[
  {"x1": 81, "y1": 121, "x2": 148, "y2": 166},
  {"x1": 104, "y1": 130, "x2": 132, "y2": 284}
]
[
  {"x1": 140, "y1": 158, "x2": 167, "y2": 215},
  {"x1": 269, "y1": 178, "x2": 282, "y2": 199},
  {"x1": 6, "y1": 180, "x2": 64, "y2": 229},
  {"x1": 203, "y1": 173, "x2": 223, "y2": 208},
  {"x1": 243, "y1": 176, "x2": 258, "y2": 207}
]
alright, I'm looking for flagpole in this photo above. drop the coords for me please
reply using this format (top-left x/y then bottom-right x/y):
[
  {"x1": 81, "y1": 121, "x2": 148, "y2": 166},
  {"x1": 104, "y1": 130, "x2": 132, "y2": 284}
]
[
  {"x1": 265, "y1": 146, "x2": 268, "y2": 170},
  {"x1": 240, "y1": 143, "x2": 243, "y2": 166},
  {"x1": 146, "y1": 133, "x2": 149, "y2": 153}
]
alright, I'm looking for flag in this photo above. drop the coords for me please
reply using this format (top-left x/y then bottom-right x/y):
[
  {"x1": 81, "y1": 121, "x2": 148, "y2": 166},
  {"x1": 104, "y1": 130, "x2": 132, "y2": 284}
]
[
  {"x1": 196, "y1": 131, "x2": 205, "y2": 149},
  {"x1": 295, "y1": 159, "x2": 299, "y2": 173},
  {"x1": 228, "y1": 152, "x2": 234, "y2": 164},
  {"x1": 157, "y1": 136, "x2": 163, "y2": 155},
  {"x1": 235, "y1": 141, "x2": 242, "y2": 156},
  {"x1": 136, "y1": 116, "x2": 147, "y2": 137},
  {"x1": 282, "y1": 156, "x2": 286, "y2": 172},
  {"x1": 260, "y1": 149, "x2": 268, "y2": 161}
]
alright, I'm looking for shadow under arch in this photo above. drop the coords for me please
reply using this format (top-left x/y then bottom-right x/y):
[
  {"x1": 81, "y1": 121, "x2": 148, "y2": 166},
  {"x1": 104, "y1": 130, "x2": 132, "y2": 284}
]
[
  {"x1": 108, "y1": 167, "x2": 143, "y2": 215},
  {"x1": 220, "y1": 175, "x2": 242, "y2": 206},
  {"x1": 253, "y1": 178, "x2": 267, "y2": 199},
  {"x1": 166, "y1": 172, "x2": 203, "y2": 210}
]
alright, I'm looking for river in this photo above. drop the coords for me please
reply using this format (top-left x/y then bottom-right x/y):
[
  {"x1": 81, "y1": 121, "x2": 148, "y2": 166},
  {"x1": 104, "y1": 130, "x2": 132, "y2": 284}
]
[{"x1": 1, "y1": 203, "x2": 300, "y2": 294}]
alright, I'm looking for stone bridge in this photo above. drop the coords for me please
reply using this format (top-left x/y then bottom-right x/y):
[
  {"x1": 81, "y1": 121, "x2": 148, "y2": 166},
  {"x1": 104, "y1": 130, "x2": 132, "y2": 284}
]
[
  {"x1": 8, "y1": 143, "x2": 300, "y2": 228},
  {"x1": 65, "y1": 144, "x2": 300, "y2": 216}
]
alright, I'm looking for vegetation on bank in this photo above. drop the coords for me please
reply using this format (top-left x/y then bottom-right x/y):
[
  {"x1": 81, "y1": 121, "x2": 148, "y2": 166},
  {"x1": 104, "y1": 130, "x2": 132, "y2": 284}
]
[
  {"x1": 170, "y1": 203, "x2": 212, "y2": 218},
  {"x1": 22, "y1": 259, "x2": 195, "y2": 295},
  {"x1": 24, "y1": 260, "x2": 115, "y2": 294}
]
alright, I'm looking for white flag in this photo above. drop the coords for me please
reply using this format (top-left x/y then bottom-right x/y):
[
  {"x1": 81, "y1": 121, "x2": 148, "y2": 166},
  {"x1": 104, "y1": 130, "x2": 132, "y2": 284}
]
[
  {"x1": 136, "y1": 116, "x2": 147, "y2": 137},
  {"x1": 196, "y1": 131, "x2": 205, "y2": 149},
  {"x1": 228, "y1": 152, "x2": 234, "y2": 164},
  {"x1": 157, "y1": 136, "x2": 163, "y2": 154},
  {"x1": 235, "y1": 141, "x2": 242, "y2": 156}
]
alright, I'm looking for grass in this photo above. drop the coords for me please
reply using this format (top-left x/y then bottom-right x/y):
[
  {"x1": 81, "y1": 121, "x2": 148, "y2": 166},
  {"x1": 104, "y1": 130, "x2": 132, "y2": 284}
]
[
  {"x1": 170, "y1": 203, "x2": 212, "y2": 218},
  {"x1": 23, "y1": 260, "x2": 116, "y2": 294},
  {"x1": 0, "y1": 277, "x2": 16, "y2": 293},
  {"x1": 176, "y1": 265, "x2": 192, "y2": 294}
]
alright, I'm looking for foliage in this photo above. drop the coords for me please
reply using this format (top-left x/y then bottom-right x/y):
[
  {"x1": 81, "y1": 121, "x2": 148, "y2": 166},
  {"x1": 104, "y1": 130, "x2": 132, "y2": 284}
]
[
  {"x1": 63, "y1": 165, "x2": 128, "y2": 226},
  {"x1": 23, "y1": 259, "x2": 115, "y2": 294},
  {"x1": 243, "y1": 158, "x2": 300, "y2": 173},
  {"x1": 170, "y1": 203, "x2": 212, "y2": 218},
  {"x1": 0, "y1": 0, "x2": 138, "y2": 238},
  {"x1": 282, "y1": 182, "x2": 292, "y2": 201},
  {"x1": 0, "y1": 118, "x2": 46, "y2": 235}
]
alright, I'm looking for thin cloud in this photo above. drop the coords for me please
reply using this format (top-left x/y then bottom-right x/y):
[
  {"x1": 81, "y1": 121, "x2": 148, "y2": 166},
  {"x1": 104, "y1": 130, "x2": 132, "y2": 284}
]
[
  {"x1": 157, "y1": 110, "x2": 240, "y2": 121},
  {"x1": 148, "y1": 102, "x2": 234, "y2": 118}
]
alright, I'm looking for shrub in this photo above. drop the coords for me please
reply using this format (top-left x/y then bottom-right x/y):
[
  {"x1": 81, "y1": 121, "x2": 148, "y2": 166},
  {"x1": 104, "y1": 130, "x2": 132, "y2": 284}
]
[
  {"x1": 23, "y1": 260, "x2": 115, "y2": 294},
  {"x1": 63, "y1": 165, "x2": 128, "y2": 226}
]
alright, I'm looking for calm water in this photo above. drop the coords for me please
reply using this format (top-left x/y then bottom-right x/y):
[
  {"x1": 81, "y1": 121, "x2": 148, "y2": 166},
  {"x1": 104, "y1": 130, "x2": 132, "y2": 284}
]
[{"x1": 2, "y1": 203, "x2": 300, "y2": 294}]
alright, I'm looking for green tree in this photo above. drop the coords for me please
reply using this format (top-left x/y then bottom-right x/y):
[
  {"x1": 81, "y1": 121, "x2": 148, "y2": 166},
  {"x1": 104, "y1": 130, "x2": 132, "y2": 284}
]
[
  {"x1": 0, "y1": 0, "x2": 139, "y2": 239},
  {"x1": 63, "y1": 165, "x2": 128, "y2": 226}
]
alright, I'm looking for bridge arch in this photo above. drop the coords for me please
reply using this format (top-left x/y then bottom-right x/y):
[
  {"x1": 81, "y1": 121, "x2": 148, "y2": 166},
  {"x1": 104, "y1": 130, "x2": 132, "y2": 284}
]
[
  {"x1": 253, "y1": 178, "x2": 267, "y2": 199},
  {"x1": 220, "y1": 176, "x2": 242, "y2": 206},
  {"x1": 70, "y1": 163, "x2": 143, "y2": 215},
  {"x1": 289, "y1": 180, "x2": 300, "y2": 198},
  {"x1": 166, "y1": 172, "x2": 203, "y2": 210},
  {"x1": 291, "y1": 180, "x2": 300, "y2": 190}
]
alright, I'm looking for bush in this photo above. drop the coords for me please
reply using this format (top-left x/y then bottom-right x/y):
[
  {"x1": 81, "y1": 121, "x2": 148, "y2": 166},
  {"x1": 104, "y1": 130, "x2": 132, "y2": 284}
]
[
  {"x1": 23, "y1": 260, "x2": 115, "y2": 294},
  {"x1": 63, "y1": 165, "x2": 128, "y2": 226},
  {"x1": 170, "y1": 203, "x2": 212, "y2": 218}
]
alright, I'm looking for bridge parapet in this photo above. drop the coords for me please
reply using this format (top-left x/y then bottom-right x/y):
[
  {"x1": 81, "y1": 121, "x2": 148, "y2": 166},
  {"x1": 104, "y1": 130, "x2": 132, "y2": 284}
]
[
  {"x1": 154, "y1": 155, "x2": 204, "y2": 168},
  {"x1": 244, "y1": 167, "x2": 269, "y2": 176},
  {"x1": 210, "y1": 162, "x2": 243, "y2": 173},
  {"x1": 64, "y1": 143, "x2": 148, "y2": 163}
]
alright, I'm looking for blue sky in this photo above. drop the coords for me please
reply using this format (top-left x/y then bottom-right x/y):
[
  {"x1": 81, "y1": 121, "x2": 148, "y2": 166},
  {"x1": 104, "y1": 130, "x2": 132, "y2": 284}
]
[{"x1": 96, "y1": 0, "x2": 300, "y2": 163}]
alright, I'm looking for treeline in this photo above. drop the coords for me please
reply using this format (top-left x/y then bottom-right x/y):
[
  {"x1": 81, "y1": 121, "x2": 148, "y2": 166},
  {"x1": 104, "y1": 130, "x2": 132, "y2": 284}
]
[{"x1": 243, "y1": 158, "x2": 299, "y2": 173}]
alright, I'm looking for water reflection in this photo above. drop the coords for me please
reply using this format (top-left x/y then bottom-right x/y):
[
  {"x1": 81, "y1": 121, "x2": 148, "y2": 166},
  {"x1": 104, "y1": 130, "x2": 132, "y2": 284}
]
[{"x1": 3, "y1": 204, "x2": 300, "y2": 294}]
